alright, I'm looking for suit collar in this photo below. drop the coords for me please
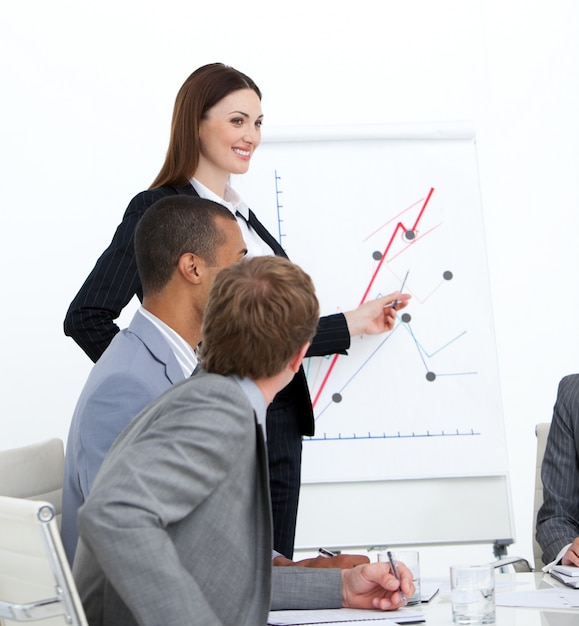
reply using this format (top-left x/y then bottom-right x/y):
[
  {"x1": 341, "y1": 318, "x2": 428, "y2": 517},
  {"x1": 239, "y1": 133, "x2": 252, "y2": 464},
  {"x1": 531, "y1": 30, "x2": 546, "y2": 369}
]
[
  {"x1": 169, "y1": 181, "x2": 286, "y2": 257},
  {"x1": 127, "y1": 312, "x2": 186, "y2": 385}
]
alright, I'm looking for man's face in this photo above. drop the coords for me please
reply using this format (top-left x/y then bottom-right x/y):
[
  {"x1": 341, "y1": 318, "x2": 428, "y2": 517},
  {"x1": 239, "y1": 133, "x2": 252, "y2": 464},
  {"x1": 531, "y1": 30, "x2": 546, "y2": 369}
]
[
  {"x1": 213, "y1": 217, "x2": 248, "y2": 269},
  {"x1": 200, "y1": 217, "x2": 247, "y2": 307}
]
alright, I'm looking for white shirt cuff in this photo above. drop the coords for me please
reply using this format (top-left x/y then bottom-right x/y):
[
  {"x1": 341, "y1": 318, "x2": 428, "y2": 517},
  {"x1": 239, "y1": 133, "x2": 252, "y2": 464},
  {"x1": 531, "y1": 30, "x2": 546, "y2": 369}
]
[{"x1": 542, "y1": 543, "x2": 572, "y2": 572}]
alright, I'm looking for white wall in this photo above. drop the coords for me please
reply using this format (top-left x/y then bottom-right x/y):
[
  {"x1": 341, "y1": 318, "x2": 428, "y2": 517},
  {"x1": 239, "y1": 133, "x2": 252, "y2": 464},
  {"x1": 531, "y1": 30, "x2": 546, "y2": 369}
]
[{"x1": 1, "y1": 0, "x2": 578, "y2": 576}]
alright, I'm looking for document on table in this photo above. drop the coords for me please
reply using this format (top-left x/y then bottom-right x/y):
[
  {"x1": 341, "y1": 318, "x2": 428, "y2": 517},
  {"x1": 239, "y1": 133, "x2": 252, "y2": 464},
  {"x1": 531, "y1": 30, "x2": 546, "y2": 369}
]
[
  {"x1": 495, "y1": 588, "x2": 579, "y2": 609},
  {"x1": 550, "y1": 565, "x2": 579, "y2": 588},
  {"x1": 268, "y1": 607, "x2": 425, "y2": 625},
  {"x1": 419, "y1": 579, "x2": 441, "y2": 602}
]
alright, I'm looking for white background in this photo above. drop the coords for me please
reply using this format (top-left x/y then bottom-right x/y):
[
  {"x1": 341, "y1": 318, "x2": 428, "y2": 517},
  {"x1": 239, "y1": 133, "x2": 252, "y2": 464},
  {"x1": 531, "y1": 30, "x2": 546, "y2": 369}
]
[{"x1": 1, "y1": 1, "x2": 578, "y2": 575}]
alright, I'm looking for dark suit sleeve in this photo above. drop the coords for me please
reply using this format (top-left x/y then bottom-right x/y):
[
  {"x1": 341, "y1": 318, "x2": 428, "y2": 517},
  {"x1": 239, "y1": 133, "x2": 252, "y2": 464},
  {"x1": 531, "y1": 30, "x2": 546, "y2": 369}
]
[
  {"x1": 306, "y1": 313, "x2": 350, "y2": 358},
  {"x1": 245, "y1": 208, "x2": 351, "y2": 358},
  {"x1": 536, "y1": 375, "x2": 579, "y2": 563},
  {"x1": 63, "y1": 188, "x2": 176, "y2": 362}
]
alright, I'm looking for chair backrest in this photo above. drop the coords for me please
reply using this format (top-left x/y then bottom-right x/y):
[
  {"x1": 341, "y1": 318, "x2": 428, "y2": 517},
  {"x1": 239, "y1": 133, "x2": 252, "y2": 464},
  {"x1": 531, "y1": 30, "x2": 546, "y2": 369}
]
[
  {"x1": 0, "y1": 439, "x2": 64, "y2": 528},
  {"x1": 532, "y1": 422, "x2": 551, "y2": 571},
  {"x1": 0, "y1": 496, "x2": 87, "y2": 625}
]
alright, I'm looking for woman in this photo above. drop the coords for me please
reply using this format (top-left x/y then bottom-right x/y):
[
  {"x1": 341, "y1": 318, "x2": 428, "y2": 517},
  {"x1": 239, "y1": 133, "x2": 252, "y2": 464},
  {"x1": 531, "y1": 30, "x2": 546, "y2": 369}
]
[{"x1": 64, "y1": 63, "x2": 408, "y2": 558}]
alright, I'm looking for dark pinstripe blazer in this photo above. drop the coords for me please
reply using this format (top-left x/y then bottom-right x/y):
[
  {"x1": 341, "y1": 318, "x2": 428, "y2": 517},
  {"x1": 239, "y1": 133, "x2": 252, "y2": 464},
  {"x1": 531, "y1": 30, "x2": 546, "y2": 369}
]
[
  {"x1": 64, "y1": 183, "x2": 350, "y2": 436},
  {"x1": 536, "y1": 374, "x2": 579, "y2": 564}
]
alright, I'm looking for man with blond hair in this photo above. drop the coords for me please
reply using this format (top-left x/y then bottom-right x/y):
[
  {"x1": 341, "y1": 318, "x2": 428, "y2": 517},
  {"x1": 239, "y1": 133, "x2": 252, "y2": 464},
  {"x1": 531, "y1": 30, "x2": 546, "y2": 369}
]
[{"x1": 73, "y1": 256, "x2": 413, "y2": 626}]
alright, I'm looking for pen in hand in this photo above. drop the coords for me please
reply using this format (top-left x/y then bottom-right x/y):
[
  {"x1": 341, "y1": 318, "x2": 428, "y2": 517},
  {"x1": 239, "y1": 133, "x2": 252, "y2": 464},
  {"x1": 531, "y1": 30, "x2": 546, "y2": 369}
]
[
  {"x1": 318, "y1": 547, "x2": 337, "y2": 558},
  {"x1": 386, "y1": 550, "x2": 407, "y2": 605},
  {"x1": 390, "y1": 270, "x2": 410, "y2": 310},
  {"x1": 384, "y1": 270, "x2": 410, "y2": 310}
]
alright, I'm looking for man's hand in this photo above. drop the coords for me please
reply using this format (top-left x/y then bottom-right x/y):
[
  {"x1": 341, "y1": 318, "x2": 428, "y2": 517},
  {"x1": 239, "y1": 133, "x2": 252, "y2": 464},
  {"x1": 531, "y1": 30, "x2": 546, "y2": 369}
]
[
  {"x1": 341, "y1": 562, "x2": 415, "y2": 611},
  {"x1": 273, "y1": 554, "x2": 370, "y2": 569},
  {"x1": 562, "y1": 538, "x2": 579, "y2": 566},
  {"x1": 343, "y1": 292, "x2": 411, "y2": 337}
]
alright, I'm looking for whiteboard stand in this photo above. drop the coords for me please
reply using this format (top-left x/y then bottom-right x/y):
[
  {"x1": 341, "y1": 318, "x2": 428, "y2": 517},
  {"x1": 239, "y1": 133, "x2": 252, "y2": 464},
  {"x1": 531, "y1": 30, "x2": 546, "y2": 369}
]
[{"x1": 295, "y1": 475, "x2": 515, "y2": 555}]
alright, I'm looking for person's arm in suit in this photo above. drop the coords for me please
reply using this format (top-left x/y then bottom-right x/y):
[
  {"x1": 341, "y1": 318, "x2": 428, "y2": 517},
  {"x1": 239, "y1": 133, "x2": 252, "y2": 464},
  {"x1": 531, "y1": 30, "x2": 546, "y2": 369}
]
[
  {"x1": 61, "y1": 370, "x2": 159, "y2": 565},
  {"x1": 306, "y1": 292, "x2": 410, "y2": 358},
  {"x1": 76, "y1": 381, "x2": 256, "y2": 626},
  {"x1": 77, "y1": 372, "x2": 161, "y2": 495},
  {"x1": 271, "y1": 562, "x2": 413, "y2": 611},
  {"x1": 246, "y1": 208, "x2": 407, "y2": 359},
  {"x1": 63, "y1": 188, "x2": 179, "y2": 362},
  {"x1": 306, "y1": 313, "x2": 350, "y2": 357},
  {"x1": 536, "y1": 374, "x2": 579, "y2": 564}
]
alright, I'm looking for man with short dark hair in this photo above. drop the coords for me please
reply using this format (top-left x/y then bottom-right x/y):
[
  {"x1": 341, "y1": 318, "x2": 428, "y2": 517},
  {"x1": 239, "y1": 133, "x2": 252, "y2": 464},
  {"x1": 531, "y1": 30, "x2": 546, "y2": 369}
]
[
  {"x1": 61, "y1": 195, "x2": 247, "y2": 564},
  {"x1": 73, "y1": 256, "x2": 414, "y2": 626}
]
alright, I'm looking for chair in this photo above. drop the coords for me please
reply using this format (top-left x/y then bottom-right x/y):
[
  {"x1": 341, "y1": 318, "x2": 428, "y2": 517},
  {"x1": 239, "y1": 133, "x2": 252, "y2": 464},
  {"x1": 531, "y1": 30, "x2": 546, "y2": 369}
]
[
  {"x1": 0, "y1": 439, "x2": 64, "y2": 528},
  {"x1": 532, "y1": 422, "x2": 551, "y2": 571},
  {"x1": 0, "y1": 496, "x2": 87, "y2": 625},
  {"x1": 489, "y1": 422, "x2": 552, "y2": 573}
]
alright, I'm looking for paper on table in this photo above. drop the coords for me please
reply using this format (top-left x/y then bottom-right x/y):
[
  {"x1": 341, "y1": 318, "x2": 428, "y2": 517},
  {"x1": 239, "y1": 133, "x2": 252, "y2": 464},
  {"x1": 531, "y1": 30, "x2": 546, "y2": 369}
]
[
  {"x1": 495, "y1": 588, "x2": 579, "y2": 609},
  {"x1": 550, "y1": 570, "x2": 579, "y2": 589},
  {"x1": 552, "y1": 565, "x2": 579, "y2": 577},
  {"x1": 419, "y1": 579, "x2": 440, "y2": 602},
  {"x1": 268, "y1": 607, "x2": 425, "y2": 625}
]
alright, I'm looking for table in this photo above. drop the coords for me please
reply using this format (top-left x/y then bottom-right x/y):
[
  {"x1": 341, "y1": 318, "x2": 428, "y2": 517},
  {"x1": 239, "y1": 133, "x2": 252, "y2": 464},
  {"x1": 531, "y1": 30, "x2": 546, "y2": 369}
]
[
  {"x1": 419, "y1": 572, "x2": 578, "y2": 625},
  {"x1": 269, "y1": 572, "x2": 578, "y2": 625}
]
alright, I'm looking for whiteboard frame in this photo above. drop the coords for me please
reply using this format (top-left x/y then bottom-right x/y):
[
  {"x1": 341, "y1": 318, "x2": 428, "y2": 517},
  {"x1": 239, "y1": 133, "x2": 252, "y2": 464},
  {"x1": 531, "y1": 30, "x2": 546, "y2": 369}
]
[
  {"x1": 239, "y1": 122, "x2": 514, "y2": 551},
  {"x1": 260, "y1": 121, "x2": 475, "y2": 143},
  {"x1": 295, "y1": 475, "x2": 515, "y2": 551}
]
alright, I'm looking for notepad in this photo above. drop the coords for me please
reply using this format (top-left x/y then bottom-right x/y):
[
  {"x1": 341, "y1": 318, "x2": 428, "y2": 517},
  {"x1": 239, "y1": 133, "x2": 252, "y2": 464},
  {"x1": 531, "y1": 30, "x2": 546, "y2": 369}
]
[
  {"x1": 419, "y1": 579, "x2": 440, "y2": 602},
  {"x1": 268, "y1": 607, "x2": 425, "y2": 625},
  {"x1": 552, "y1": 564, "x2": 579, "y2": 577},
  {"x1": 550, "y1": 564, "x2": 579, "y2": 588}
]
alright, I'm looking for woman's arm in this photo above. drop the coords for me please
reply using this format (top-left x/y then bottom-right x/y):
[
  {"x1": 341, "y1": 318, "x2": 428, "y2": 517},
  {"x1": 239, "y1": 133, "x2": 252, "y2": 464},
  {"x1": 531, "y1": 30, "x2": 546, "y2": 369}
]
[{"x1": 63, "y1": 188, "x2": 177, "y2": 362}]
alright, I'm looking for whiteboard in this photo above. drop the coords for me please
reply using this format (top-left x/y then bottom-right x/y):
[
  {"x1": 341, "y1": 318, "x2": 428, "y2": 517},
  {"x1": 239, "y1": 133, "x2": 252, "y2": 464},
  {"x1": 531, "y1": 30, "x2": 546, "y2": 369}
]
[{"x1": 233, "y1": 123, "x2": 514, "y2": 548}]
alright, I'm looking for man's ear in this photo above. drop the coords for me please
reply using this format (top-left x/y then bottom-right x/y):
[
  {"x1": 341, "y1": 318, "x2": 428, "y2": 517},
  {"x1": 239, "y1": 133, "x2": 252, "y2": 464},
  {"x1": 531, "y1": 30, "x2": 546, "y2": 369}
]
[
  {"x1": 288, "y1": 343, "x2": 310, "y2": 374},
  {"x1": 178, "y1": 252, "x2": 204, "y2": 284}
]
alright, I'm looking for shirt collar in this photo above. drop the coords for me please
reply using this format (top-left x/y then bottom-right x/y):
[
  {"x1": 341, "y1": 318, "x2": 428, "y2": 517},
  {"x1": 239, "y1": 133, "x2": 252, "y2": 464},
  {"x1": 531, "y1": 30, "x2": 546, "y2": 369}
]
[
  {"x1": 190, "y1": 178, "x2": 250, "y2": 221},
  {"x1": 137, "y1": 307, "x2": 197, "y2": 377},
  {"x1": 232, "y1": 375, "x2": 268, "y2": 439}
]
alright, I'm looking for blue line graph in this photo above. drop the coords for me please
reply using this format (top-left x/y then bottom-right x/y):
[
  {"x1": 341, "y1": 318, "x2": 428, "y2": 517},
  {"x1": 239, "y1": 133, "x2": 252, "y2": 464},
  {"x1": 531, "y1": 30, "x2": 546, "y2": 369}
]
[{"x1": 298, "y1": 186, "x2": 485, "y2": 442}]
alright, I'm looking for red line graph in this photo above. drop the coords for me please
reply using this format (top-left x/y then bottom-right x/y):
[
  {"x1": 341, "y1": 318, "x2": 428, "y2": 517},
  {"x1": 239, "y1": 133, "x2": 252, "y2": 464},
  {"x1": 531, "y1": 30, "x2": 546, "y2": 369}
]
[{"x1": 311, "y1": 187, "x2": 435, "y2": 408}]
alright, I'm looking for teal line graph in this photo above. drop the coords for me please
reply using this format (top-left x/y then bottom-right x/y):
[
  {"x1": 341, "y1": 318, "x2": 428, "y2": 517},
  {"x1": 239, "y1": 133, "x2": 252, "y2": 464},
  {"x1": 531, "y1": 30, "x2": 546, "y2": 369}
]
[
  {"x1": 297, "y1": 185, "x2": 484, "y2": 441},
  {"x1": 308, "y1": 309, "x2": 478, "y2": 425}
]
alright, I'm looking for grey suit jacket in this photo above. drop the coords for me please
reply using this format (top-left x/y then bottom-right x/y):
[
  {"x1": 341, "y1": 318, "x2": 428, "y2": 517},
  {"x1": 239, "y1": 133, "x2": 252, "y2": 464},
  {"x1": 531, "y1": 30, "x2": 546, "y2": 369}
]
[
  {"x1": 536, "y1": 374, "x2": 579, "y2": 563},
  {"x1": 61, "y1": 310, "x2": 186, "y2": 564},
  {"x1": 73, "y1": 371, "x2": 343, "y2": 626},
  {"x1": 73, "y1": 372, "x2": 273, "y2": 626}
]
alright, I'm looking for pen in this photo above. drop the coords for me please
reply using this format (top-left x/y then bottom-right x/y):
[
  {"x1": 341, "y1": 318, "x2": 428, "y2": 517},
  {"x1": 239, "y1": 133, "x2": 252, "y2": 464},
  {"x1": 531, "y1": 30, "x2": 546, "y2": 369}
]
[
  {"x1": 386, "y1": 550, "x2": 407, "y2": 605},
  {"x1": 318, "y1": 547, "x2": 337, "y2": 558},
  {"x1": 389, "y1": 270, "x2": 410, "y2": 310}
]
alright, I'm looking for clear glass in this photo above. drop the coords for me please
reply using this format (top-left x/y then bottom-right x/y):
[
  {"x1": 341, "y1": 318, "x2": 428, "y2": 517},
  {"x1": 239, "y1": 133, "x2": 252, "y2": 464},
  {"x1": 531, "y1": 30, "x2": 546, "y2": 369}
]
[{"x1": 450, "y1": 564, "x2": 495, "y2": 625}]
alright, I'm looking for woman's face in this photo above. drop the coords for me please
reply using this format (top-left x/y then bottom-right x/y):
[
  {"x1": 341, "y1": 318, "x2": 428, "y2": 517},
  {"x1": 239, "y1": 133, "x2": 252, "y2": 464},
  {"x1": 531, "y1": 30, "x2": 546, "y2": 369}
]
[{"x1": 197, "y1": 88, "x2": 263, "y2": 183}]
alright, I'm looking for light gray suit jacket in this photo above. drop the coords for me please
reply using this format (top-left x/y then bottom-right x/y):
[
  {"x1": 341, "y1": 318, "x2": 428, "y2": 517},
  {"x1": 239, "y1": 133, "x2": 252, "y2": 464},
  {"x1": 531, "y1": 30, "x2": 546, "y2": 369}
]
[
  {"x1": 73, "y1": 371, "x2": 342, "y2": 626},
  {"x1": 61, "y1": 311, "x2": 186, "y2": 564},
  {"x1": 74, "y1": 372, "x2": 273, "y2": 626},
  {"x1": 536, "y1": 374, "x2": 579, "y2": 564}
]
